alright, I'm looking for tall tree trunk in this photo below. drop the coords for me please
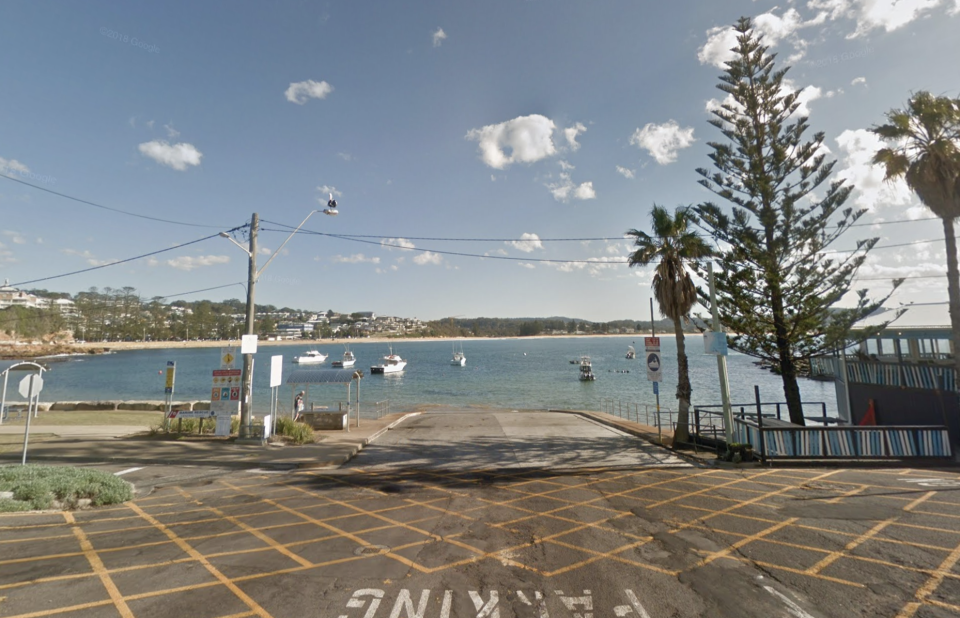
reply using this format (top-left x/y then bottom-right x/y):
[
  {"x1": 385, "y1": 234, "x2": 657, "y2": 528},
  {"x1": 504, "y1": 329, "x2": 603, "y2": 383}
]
[
  {"x1": 943, "y1": 216, "x2": 960, "y2": 407},
  {"x1": 770, "y1": 278, "x2": 806, "y2": 425},
  {"x1": 673, "y1": 318, "x2": 691, "y2": 444}
]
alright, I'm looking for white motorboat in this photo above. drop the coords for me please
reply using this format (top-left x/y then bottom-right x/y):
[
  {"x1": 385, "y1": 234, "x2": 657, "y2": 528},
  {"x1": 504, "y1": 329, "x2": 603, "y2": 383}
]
[
  {"x1": 626, "y1": 345, "x2": 636, "y2": 360},
  {"x1": 451, "y1": 342, "x2": 466, "y2": 366},
  {"x1": 293, "y1": 350, "x2": 327, "y2": 364},
  {"x1": 332, "y1": 346, "x2": 356, "y2": 368},
  {"x1": 578, "y1": 355, "x2": 597, "y2": 381},
  {"x1": 371, "y1": 348, "x2": 406, "y2": 374}
]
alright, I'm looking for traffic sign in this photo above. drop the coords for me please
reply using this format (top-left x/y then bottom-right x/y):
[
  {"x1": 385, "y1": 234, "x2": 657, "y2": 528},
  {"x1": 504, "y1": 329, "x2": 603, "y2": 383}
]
[
  {"x1": 653, "y1": 381, "x2": 659, "y2": 395},
  {"x1": 644, "y1": 337, "x2": 660, "y2": 351},
  {"x1": 18, "y1": 374, "x2": 43, "y2": 399},
  {"x1": 646, "y1": 352, "x2": 662, "y2": 382},
  {"x1": 164, "y1": 361, "x2": 176, "y2": 394},
  {"x1": 221, "y1": 348, "x2": 236, "y2": 368}
]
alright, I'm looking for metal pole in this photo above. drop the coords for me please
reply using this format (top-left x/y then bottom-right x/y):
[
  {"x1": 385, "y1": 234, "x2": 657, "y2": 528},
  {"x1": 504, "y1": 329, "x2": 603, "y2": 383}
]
[
  {"x1": 21, "y1": 374, "x2": 37, "y2": 465},
  {"x1": 240, "y1": 213, "x2": 258, "y2": 437},
  {"x1": 0, "y1": 370, "x2": 8, "y2": 426},
  {"x1": 650, "y1": 298, "x2": 655, "y2": 337},
  {"x1": 709, "y1": 263, "x2": 734, "y2": 443}
]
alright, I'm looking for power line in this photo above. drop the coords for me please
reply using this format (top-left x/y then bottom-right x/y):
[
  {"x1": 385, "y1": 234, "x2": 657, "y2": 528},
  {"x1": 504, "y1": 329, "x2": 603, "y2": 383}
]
[
  {"x1": 0, "y1": 172, "x2": 238, "y2": 229},
  {"x1": 259, "y1": 219, "x2": 627, "y2": 242},
  {"x1": 155, "y1": 282, "x2": 247, "y2": 300},
  {"x1": 10, "y1": 230, "x2": 238, "y2": 287},
  {"x1": 822, "y1": 237, "x2": 943, "y2": 254},
  {"x1": 848, "y1": 216, "x2": 938, "y2": 227}
]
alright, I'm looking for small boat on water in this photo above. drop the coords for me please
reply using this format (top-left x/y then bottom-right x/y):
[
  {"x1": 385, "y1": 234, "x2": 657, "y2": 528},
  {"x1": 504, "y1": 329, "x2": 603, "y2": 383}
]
[
  {"x1": 294, "y1": 350, "x2": 327, "y2": 364},
  {"x1": 578, "y1": 355, "x2": 597, "y2": 381},
  {"x1": 332, "y1": 345, "x2": 356, "y2": 368},
  {"x1": 626, "y1": 345, "x2": 636, "y2": 360},
  {"x1": 451, "y1": 342, "x2": 466, "y2": 366},
  {"x1": 371, "y1": 347, "x2": 406, "y2": 374}
]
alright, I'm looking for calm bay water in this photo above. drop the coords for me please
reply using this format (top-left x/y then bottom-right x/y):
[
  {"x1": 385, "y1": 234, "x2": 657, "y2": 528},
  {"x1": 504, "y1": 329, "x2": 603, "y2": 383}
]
[{"x1": 25, "y1": 337, "x2": 837, "y2": 416}]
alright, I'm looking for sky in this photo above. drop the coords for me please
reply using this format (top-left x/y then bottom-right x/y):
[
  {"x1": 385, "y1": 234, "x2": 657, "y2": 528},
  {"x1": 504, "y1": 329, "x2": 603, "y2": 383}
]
[{"x1": 0, "y1": 0, "x2": 956, "y2": 323}]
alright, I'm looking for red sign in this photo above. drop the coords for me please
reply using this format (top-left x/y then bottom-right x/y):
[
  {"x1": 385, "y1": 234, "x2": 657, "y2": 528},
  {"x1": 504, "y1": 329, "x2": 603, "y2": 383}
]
[
  {"x1": 230, "y1": 386, "x2": 240, "y2": 401},
  {"x1": 213, "y1": 369, "x2": 242, "y2": 377},
  {"x1": 644, "y1": 337, "x2": 660, "y2": 351}
]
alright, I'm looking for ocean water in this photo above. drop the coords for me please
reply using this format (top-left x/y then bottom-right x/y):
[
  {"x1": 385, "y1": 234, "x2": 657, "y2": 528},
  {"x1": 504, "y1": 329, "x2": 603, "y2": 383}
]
[{"x1": 20, "y1": 336, "x2": 838, "y2": 416}]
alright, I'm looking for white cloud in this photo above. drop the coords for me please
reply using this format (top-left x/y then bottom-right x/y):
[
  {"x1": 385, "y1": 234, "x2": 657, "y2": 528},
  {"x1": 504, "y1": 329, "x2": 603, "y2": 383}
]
[
  {"x1": 413, "y1": 251, "x2": 443, "y2": 265},
  {"x1": 381, "y1": 237, "x2": 416, "y2": 251},
  {"x1": 549, "y1": 256, "x2": 625, "y2": 276},
  {"x1": 616, "y1": 165, "x2": 635, "y2": 179},
  {"x1": 546, "y1": 173, "x2": 596, "y2": 202},
  {"x1": 808, "y1": 0, "x2": 946, "y2": 37},
  {"x1": 432, "y1": 27, "x2": 447, "y2": 47},
  {"x1": 518, "y1": 263, "x2": 536, "y2": 269},
  {"x1": 258, "y1": 247, "x2": 272, "y2": 255},
  {"x1": 317, "y1": 185, "x2": 342, "y2": 198},
  {"x1": 61, "y1": 248, "x2": 112, "y2": 266},
  {"x1": 337, "y1": 152, "x2": 353, "y2": 161},
  {"x1": 564, "y1": 122, "x2": 587, "y2": 151},
  {"x1": 630, "y1": 120, "x2": 696, "y2": 165},
  {"x1": 165, "y1": 255, "x2": 230, "y2": 271},
  {"x1": 333, "y1": 253, "x2": 381, "y2": 264},
  {"x1": 558, "y1": 160, "x2": 575, "y2": 171},
  {"x1": 0, "y1": 156, "x2": 29, "y2": 175},
  {"x1": 146, "y1": 120, "x2": 155, "y2": 129},
  {"x1": 164, "y1": 123, "x2": 180, "y2": 139},
  {"x1": 507, "y1": 233, "x2": 544, "y2": 253},
  {"x1": 851, "y1": 76, "x2": 867, "y2": 86},
  {"x1": 3, "y1": 231, "x2": 26, "y2": 245},
  {"x1": 285, "y1": 79, "x2": 334, "y2": 104},
  {"x1": 698, "y1": 7, "x2": 818, "y2": 68},
  {"x1": 835, "y1": 128, "x2": 914, "y2": 211},
  {"x1": 787, "y1": 81, "x2": 824, "y2": 117},
  {"x1": 466, "y1": 114, "x2": 557, "y2": 169},
  {"x1": 138, "y1": 140, "x2": 203, "y2": 171}
]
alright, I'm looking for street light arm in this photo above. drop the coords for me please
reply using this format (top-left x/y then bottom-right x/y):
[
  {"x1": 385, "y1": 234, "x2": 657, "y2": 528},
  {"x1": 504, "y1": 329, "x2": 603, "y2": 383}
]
[
  {"x1": 219, "y1": 232, "x2": 253, "y2": 256},
  {"x1": 255, "y1": 209, "x2": 319, "y2": 281}
]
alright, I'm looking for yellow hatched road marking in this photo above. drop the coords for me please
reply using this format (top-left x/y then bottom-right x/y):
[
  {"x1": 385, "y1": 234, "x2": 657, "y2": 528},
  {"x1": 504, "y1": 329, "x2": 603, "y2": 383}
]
[
  {"x1": 896, "y1": 535, "x2": 960, "y2": 618},
  {"x1": 126, "y1": 502, "x2": 275, "y2": 618},
  {"x1": 63, "y1": 512, "x2": 134, "y2": 618}
]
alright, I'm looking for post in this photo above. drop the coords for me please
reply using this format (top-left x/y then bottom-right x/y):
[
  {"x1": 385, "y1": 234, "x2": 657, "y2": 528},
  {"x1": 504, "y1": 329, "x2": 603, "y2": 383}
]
[
  {"x1": 709, "y1": 263, "x2": 735, "y2": 443},
  {"x1": 755, "y1": 385, "x2": 766, "y2": 463},
  {"x1": 239, "y1": 213, "x2": 258, "y2": 437},
  {"x1": 650, "y1": 298, "x2": 655, "y2": 337},
  {"x1": 0, "y1": 370, "x2": 8, "y2": 425},
  {"x1": 21, "y1": 374, "x2": 37, "y2": 465}
]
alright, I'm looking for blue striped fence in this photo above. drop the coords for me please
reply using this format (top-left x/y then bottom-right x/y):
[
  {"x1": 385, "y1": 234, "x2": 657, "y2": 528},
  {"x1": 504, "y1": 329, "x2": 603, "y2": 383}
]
[
  {"x1": 733, "y1": 419, "x2": 952, "y2": 459},
  {"x1": 811, "y1": 357, "x2": 957, "y2": 392}
]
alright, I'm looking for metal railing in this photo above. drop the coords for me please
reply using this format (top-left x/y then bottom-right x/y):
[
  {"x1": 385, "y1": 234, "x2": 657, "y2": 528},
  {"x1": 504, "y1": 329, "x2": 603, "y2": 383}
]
[
  {"x1": 370, "y1": 400, "x2": 391, "y2": 419},
  {"x1": 599, "y1": 397, "x2": 675, "y2": 434}
]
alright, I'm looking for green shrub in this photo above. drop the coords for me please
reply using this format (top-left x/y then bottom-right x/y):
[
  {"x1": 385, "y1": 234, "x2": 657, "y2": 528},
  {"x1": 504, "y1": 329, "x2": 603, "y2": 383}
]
[
  {"x1": 0, "y1": 465, "x2": 133, "y2": 511},
  {"x1": 286, "y1": 422, "x2": 315, "y2": 445}
]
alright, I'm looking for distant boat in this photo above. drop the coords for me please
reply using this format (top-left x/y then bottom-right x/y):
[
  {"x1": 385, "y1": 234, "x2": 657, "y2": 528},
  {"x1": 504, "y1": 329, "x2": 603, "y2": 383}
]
[
  {"x1": 332, "y1": 345, "x2": 356, "y2": 368},
  {"x1": 626, "y1": 345, "x2": 636, "y2": 360},
  {"x1": 372, "y1": 347, "x2": 406, "y2": 374},
  {"x1": 451, "y1": 342, "x2": 466, "y2": 366},
  {"x1": 578, "y1": 355, "x2": 597, "y2": 381},
  {"x1": 294, "y1": 350, "x2": 327, "y2": 364}
]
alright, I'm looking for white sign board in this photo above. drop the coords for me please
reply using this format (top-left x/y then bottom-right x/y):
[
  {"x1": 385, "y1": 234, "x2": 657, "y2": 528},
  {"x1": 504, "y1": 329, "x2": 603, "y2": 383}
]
[
  {"x1": 270, "y1": 355, "x2": 283, "y2": 388},
  {"x1": 646, "y1": 352, "x2": 662, "y2": 382},
  {"x1": 221, "y1": 348, "x2": 237, "y2": 368},
  {"x1": 241, "y1": 334, "x2": 258, "y2": 354},
  {"x1": 704, "y1": 331, "x2": 728, "y2": 356},
  {"x1": 18, "y1": 374, "x2": 43, "y2": 399}
]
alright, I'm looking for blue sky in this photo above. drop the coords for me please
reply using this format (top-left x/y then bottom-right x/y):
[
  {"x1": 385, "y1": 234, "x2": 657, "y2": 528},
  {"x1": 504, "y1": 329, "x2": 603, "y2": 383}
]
[{"x1": 0, "y1": 0, "x2": 956, "y2": 322}]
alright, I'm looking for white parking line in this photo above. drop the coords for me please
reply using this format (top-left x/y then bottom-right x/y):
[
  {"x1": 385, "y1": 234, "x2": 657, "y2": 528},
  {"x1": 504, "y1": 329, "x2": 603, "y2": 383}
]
[
  {"x1": 764, "y1": 586, "x2": 815, "y2": 618},
  {"x1": 113, "y1": 467, "x2": 144, "y2": 476}
]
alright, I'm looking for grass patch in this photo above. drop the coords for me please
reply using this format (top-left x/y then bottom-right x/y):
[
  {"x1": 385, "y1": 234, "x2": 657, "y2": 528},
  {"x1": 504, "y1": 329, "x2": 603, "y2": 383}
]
[
  {"x1": 275, "y1": 416, "x2": 315, "y2": 444},
  {"x1": 1, "y1": 410, "x2": 164, "y2": 427},
  {"x1": 0, "y1": 465, "x2": 133, "y2": 512},
  {"x1": 0, "y1": 434, "x2": 56, "y2": 454}
]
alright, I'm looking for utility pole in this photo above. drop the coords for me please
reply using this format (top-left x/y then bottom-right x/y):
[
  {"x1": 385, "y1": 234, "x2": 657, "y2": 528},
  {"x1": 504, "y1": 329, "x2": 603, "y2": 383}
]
[
  {"x1": 239, "y1": 213, "x2": 258, "y2": 437},
  {"x1": 708, "y1": 262, "x2": 734, "y2": 443}
]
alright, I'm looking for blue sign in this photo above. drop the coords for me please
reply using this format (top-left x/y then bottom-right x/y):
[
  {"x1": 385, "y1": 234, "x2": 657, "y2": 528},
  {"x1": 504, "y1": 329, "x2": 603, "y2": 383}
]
[{"x1": 653, "y1": 382, "x2": 659, "y2": 395}]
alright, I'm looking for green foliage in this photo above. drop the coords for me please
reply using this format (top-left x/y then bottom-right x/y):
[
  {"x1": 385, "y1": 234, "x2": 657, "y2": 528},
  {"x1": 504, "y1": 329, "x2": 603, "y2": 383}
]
[
  {"x1": 275, "y1": 416, "x2": 314, "y2": 444},
  {"x1": 692, "y1": 17, "x2": 897, "y2": 424},
  {"x1": 0, "y1": 465, "x2": 133, "y2": 511}
]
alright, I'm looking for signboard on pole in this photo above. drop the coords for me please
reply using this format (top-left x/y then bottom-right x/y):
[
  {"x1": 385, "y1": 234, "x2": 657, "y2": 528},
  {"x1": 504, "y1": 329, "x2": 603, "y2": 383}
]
[
  {"x1": 644, "y1": 337, "x2": 660, "y2": 351},
  {"x1": 270, "y1": 355, "x2": 283, "y2": 388},
  {"x1": 18, "y1": 374, "x2": 43, "y2": 400},
  {"x1": 704, "y1": 331, "x2": 729, "y2": 356},
  {"x1": 646, "y1": 352, "x2": 662, "y2": 382},
  {"x1": 220, "y1": 348, "x2": 237, "y2": 369},
  {"x1": 166, "y1": 409, "x2": 216, "y2": 419},
  {"x1": 164, "y1": 361, "x2": 176, "y2": 394},
  {"x1": 241, "y1": 334, "x2": 258, "y2": 354}
]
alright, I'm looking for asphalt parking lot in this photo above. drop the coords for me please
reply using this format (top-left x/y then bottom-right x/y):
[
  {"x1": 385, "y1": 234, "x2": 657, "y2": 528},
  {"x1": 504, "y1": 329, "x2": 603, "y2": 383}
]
[{"x1": 2, "y1": 412, "x2": 960, "y2": 617}]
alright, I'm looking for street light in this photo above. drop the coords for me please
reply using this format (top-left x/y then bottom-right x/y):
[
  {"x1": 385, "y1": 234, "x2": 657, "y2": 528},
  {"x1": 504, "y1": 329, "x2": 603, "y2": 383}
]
[{"x1": 221, "y1": 207, "x2": 335, "y2": 438}]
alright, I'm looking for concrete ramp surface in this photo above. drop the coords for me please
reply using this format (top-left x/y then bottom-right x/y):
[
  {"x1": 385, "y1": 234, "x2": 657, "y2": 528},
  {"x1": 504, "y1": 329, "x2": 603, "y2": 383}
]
[{"x1": 346, "y1": 409, "x2": 690, "y2": 471}]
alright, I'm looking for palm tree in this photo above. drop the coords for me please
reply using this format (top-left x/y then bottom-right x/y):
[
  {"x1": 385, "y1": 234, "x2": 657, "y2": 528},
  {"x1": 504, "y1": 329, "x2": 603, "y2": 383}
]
[
  {"x1": 627, "y1": 205, "x2": 711, "y2": 445},
  {"x1": 872, "y1": 92, "x2": 960, "y2": 385}
]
